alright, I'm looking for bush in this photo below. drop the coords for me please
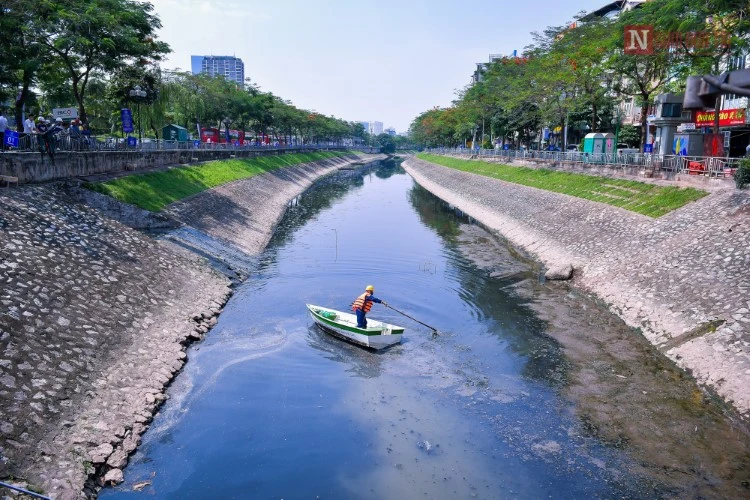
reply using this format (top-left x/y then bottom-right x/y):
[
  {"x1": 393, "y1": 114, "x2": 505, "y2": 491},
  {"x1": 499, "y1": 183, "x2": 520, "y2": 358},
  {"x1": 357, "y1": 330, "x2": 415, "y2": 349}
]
[
  {"x1": 735, "y1": 158, "x2": 750, "y2": 189},
  {"x1": 482, "y1": 139, "x2": 493, "y2": 149}
]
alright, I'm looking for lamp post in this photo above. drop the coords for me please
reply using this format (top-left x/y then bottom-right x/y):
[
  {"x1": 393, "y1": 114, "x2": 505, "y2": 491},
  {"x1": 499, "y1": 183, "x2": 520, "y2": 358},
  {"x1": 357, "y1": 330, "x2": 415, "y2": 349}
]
[
  {"x1": 611, "y1": 108, "x2": 623, "y2": 153},
  {"x1": 222, "y1": 117, "x2": 231, "y2": 145},
  {"x1": 128, "y1": 85, "x2": 147, "y2": 146}
]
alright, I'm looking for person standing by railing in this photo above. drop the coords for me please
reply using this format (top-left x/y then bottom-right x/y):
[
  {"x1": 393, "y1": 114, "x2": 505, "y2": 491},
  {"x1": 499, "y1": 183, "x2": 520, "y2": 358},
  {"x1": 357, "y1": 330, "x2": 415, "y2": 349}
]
[
  {"x1": 58, "y1": 118, "x2": 70, "y2": 151},
  {"x1": 0, "y1": 110, "x2": 8, "y2": 151},
  {"x1": 23, "y1": 114, "x2": 36, "y2": 151},
  {"x1": 69, "y1": 119, "x2": 81, "y2": 150}
]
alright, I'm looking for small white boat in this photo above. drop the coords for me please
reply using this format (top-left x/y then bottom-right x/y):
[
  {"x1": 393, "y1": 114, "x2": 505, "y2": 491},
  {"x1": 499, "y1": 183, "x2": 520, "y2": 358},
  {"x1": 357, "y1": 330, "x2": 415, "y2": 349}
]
[{"x1": 306, "y1": 304, "x2": 404, "y2": 350}]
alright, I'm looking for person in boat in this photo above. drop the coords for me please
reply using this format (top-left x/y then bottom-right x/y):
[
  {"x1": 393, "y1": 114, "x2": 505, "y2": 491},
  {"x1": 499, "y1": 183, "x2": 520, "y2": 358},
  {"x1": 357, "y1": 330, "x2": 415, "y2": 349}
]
[{"x1": 352, "y1": 285, "x2": 387, "y2": 328}]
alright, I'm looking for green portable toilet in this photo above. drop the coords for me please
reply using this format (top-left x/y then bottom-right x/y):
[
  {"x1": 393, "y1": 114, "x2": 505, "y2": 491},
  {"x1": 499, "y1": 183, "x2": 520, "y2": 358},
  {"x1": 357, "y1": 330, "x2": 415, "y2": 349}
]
[
  {"x1": 162, "y1": 124, "x2": 188, "y2": 142},
  {"x1": 583, "y1": 132, "x2": 615, "y2": 154}
]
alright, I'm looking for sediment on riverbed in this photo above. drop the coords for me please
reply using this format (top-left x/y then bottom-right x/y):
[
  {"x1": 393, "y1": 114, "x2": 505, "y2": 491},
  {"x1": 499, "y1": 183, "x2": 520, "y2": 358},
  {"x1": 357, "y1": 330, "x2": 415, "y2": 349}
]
[
  {"x1": 0, "y1": 153, "x2": 381, "y2": 499},
  {"x1": 404, "y1": 156, "x2": 750, "y2": 418}
]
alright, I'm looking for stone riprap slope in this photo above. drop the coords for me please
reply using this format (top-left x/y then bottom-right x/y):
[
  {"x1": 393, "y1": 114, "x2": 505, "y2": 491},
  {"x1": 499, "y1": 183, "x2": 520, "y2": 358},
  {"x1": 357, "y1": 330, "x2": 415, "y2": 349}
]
[
  {"x1": 404, "y1": 157, "x2": 750, "y2": 417},
  {"x1": 165, "y1": 155, "x2": 363, "y2": 254},
  {"x1": 0, "y1": 186, "x2": 231, "y2": 498}
]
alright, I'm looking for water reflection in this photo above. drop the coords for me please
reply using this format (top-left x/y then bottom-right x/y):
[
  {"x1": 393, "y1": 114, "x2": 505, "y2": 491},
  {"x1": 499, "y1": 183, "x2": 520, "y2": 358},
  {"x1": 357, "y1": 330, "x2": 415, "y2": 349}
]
[{"x1": 304, "y1": 324, "x2": 386, "y2": 379}]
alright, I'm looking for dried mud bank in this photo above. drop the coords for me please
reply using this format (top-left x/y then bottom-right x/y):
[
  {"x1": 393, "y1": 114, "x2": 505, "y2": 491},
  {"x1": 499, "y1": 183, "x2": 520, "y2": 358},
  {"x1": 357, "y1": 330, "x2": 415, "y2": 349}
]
[
  {"x1": 404, "y1": 157, "x2": 750, "y2": 418},
  {"x1": 0, "y1": 154, "x2": 378, "y2": 499}
]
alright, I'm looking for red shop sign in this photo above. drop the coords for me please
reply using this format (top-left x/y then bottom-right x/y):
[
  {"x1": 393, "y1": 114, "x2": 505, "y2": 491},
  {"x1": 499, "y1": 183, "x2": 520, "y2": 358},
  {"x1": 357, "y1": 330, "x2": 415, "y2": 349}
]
[{"x1": 694, "y1": 108, "x2": 746, "y2": 127}]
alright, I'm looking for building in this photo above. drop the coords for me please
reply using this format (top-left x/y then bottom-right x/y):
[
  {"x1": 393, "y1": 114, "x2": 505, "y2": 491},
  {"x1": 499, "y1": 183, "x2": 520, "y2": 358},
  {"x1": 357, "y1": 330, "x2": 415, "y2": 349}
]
[
  {"x1": 585, "y1": 0, "x2": 648, "y2": 19},
  {"x1": 472, "y1": 52, "x2": 517, "y2": 84},
  {"x1": 385, "y1": 127, "x2": 396, "y2": 136},
  {"x1": 190, "y1": 55, "x2": 245, "y2": 85},
  {"x1": 359, "y1": 121, "x2": 383, "y2": 135}
]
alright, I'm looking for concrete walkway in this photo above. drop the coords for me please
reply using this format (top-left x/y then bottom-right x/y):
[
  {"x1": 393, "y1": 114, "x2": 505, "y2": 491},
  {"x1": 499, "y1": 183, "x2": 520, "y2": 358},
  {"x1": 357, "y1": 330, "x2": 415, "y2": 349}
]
[{"x1": 404, "y1": 156, "x2": 750, "y2": 418}]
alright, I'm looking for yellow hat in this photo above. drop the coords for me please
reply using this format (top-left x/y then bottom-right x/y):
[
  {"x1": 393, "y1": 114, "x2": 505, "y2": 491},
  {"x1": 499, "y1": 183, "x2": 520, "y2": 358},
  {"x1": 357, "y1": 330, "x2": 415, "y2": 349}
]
[{"x1": 365, "y1": 285, "x2": 374, "y2": 291}]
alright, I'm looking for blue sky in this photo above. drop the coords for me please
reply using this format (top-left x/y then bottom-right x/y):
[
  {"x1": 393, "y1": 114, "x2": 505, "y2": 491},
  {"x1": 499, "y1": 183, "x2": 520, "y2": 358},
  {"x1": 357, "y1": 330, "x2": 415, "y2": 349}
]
[{"x1": 150, "y1": 0, "x2": 607, "y2": 132}]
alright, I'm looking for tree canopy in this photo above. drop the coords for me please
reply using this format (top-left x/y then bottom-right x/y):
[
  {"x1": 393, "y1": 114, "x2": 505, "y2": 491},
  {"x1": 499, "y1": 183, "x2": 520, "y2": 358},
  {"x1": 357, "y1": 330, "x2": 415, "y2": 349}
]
[{"x1": 409, "y1": 0, "x2": 750, "y2": 149}]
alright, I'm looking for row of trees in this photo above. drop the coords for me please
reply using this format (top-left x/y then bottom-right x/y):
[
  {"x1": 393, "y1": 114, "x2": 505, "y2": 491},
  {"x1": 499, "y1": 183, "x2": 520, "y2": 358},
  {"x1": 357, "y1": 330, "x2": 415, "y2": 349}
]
[
  {"x1": 409, "y1": 0, "x2": 749, "y2": 149},
  {"x1": 0, "y1": 0, "x2": 375, "y2": 145}
]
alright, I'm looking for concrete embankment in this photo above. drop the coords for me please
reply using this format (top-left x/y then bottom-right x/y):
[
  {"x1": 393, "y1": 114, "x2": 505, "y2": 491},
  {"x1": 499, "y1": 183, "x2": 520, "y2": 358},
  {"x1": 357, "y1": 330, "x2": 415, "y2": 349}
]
[
  {"x1": 0, "y1": 153, "x2": 380, "y2": 498},
  {"x1": 404, "y1": 156, "x2": 750, "y2": 418}
]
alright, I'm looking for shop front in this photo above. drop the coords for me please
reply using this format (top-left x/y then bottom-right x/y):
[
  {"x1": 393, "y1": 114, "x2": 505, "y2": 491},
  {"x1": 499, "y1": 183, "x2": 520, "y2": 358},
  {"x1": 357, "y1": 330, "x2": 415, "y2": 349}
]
[{"x1": 694, "y1": 107, "x2": 750, "y2": 157}]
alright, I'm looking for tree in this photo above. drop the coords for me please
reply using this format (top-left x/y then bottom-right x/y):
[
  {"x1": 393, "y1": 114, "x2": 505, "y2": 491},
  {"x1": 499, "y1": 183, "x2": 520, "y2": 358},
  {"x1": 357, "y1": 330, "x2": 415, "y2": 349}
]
[
  {"x1": 1, "y1": 1, "x2": 49, "y2": 130},
  {"x1": 376, "y1": 133, "x2": 396, "y2": 154},
  {"x1": 35, "y1": 0, "x2": 169, "y2": 124}
]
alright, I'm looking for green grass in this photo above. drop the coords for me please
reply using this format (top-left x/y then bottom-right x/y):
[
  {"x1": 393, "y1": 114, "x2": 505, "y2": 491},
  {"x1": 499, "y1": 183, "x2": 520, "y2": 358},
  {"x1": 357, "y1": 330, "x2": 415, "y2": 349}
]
[
  {"x1": 88, "y1": 152, "x2": 350, "y2": 212},
  {"x1": 417, "y1": 153, "x2": 707, "y2": 218}
]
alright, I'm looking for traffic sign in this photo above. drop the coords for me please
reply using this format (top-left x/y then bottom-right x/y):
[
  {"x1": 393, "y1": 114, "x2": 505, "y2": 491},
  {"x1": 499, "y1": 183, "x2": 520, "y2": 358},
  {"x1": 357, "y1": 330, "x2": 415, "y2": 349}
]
[{"x1": 4, "y1": 130, "x2": 18, "y2": 148}]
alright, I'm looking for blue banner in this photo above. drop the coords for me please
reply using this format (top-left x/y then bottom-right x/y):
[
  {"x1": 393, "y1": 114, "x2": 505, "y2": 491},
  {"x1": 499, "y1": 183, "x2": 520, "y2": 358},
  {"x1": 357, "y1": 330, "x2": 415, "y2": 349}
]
[
  {"x1": 643, "y1": 143, "x2": 653, "y2": 153},
  {"x1": 4, "y1": 130, "x2": 18, "y2": 148},
  {"x1": 121, "y1": 108, "x2": 134, "y2": 133},
  {"x1": 127, "y1": 136, "x2": 137, "y2": 148}
]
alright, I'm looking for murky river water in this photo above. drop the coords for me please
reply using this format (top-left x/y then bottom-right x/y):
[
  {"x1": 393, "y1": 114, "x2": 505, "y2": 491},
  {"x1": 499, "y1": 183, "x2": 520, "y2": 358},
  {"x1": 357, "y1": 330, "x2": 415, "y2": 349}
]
[{"x1": 101, "y1": 160, "x2": 749, "y2": 499}]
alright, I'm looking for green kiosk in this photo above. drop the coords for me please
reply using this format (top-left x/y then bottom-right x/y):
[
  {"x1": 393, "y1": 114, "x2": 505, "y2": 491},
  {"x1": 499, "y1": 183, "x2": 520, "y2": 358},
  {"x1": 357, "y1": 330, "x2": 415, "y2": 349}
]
[
  {"x1": 583, "y1": 132, "x2": 615, "y2": 155},
  {"x1": 162, "y1": 124, "x2": 189, "y2": 143}
]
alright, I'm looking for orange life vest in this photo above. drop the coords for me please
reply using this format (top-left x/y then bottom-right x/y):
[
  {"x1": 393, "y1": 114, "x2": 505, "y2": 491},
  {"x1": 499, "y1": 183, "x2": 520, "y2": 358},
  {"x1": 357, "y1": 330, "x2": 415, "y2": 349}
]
[{"x1": 352, "y1": 292, "x2": 373, "y2": 313}]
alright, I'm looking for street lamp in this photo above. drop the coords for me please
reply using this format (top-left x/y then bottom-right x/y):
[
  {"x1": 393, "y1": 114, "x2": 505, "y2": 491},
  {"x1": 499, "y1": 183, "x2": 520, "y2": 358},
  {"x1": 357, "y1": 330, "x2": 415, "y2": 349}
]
[
  {"x1": 611, "y1": 108, "x2": 623, "y2": 152},
  {"x1": 223, "y1": 117, "x2": 231, "y2": 145},
  {"x1": 128, "y1": 85, "x2": 147, "y2": 146}
]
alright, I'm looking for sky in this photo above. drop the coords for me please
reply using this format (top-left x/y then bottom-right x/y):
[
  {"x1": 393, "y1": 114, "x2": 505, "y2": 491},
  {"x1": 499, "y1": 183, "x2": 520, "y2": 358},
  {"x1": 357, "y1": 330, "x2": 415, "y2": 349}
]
[{"x1": 149, "y1": 0, "x2": 608, "y2": 133}]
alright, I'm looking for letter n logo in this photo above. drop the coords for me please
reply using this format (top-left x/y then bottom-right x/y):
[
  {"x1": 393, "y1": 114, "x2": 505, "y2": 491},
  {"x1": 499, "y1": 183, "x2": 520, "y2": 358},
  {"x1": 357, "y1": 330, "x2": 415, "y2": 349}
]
[{"x1": 624, "y1": 25, "x2": 654, "y2": 55}]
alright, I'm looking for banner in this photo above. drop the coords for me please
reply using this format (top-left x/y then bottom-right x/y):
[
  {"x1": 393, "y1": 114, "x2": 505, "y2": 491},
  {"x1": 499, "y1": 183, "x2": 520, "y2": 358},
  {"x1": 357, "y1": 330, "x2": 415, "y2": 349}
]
[
  {"x1": 703, "y1": 133, "x2": 724, "y2": 157},
  {"x1": 694, "y1": 108, "x2": 746, "y2": 128},
  {"x1": 53, "y1": 107, "x2": 78, "y2": 120},
  {"x1": 121, "y1": 108, "x2": 134, "y2": 133}
]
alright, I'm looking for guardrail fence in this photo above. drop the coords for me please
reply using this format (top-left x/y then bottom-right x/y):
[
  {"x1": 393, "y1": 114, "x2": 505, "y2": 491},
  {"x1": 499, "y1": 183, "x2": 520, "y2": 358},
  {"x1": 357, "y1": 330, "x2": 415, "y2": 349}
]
[
  {"x1": 426, "y1": 147, "x2": 744, "y2": 179},
  {"x1": 4, "y1": 134, "x2": 370, "y2": 154}
]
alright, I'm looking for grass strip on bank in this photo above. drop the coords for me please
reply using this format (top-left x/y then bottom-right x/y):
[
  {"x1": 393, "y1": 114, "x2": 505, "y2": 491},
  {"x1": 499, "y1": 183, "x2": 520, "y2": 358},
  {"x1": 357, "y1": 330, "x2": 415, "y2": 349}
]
[
  {"x1": 87, "y1": 151, "x2": 349, "y2": 212},
  {"x1": 417, "y1": 153, "x2": 707, "y2": 218}
]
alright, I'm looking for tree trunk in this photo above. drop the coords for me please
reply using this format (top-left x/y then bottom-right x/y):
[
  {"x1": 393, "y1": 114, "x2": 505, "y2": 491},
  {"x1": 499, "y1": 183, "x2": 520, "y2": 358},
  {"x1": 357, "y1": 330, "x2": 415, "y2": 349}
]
[
  {"x1": 591, "y1": 102, "x2": 598, "y2": 132},
  {"x1": 72, "y1": 77, "x2": 87, "y2": 125},
  {"x1": 639, "y1": 98, "x2": 649, "y2": 150},
  {"x1": 14, "y1": 69, "x2": 32, "y2": 131}
]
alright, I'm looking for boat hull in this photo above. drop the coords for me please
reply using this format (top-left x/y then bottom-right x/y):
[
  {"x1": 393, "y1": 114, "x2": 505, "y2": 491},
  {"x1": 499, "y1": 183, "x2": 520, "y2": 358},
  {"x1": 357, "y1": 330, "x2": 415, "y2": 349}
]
[{"x1": 306, "y1": 304, "x2": 404, "y2": 350}]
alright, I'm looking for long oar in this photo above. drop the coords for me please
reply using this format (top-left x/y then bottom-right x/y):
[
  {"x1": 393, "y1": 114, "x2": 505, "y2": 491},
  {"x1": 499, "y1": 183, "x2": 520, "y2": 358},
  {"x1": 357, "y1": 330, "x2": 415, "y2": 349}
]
[{"x1": 384, "y1": 303, "x2": 440, "y2": 335}]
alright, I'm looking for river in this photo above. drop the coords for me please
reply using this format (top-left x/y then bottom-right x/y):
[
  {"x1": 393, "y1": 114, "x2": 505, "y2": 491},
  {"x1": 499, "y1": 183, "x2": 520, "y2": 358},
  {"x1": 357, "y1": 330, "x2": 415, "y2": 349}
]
[{"x1": 101, "y1": 159, "x2": 749, "y2": 499}]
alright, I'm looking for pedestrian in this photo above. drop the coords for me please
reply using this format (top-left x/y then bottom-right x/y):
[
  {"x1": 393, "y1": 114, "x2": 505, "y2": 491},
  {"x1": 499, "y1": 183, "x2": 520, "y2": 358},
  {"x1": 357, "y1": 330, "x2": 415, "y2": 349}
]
[
  {"x1": 81, "y1": 122, "x2": 91, "y2": 150},
  {"x1": 36, "y1": 117, "x2": 60, "y2": 164},
  {"x1": 351, "y1": 285, "x2": 387, "y2": 329},
  {"x1": 745, "y1": 142, "x2": 750, "y2": 157},
  {"x1": 55, "y1": 118, "x2": 68, "y2": 151},
  {"x1": 36, "y1": 117, "x2": 49, "y2": 159},
  {"x1": 69, "y1": 119, "x2": 81, "y2": 150},
  {"x1": 0, "y1": 110, "x2": 7, "y2": 151},
  {"x1": 23, "y1": 114, "x2": 35, "y2": 134}
]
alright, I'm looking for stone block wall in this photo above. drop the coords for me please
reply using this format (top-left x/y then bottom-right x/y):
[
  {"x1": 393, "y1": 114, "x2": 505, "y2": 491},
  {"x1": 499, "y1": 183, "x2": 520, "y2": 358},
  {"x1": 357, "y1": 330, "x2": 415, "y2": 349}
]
[{"x1": 0, "y1": 148, "x2": 345, "y2": 184}]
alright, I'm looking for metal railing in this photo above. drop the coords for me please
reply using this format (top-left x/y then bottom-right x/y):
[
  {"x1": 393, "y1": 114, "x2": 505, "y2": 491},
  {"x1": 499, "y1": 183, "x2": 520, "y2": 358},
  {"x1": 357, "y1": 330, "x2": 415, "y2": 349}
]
[
  {"x1": 4, "y1": 133, "x2": 362, "y2": 154},
  {"x1": 425, "y1": 147, "x2": 744, "y2": 179}
]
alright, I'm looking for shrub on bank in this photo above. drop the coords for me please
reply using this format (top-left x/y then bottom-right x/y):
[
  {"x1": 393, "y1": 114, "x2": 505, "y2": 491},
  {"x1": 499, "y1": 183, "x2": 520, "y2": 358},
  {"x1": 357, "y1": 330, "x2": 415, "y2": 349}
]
[{"x1": 735, "y1": 158, "x2": 750, "y2": 189}]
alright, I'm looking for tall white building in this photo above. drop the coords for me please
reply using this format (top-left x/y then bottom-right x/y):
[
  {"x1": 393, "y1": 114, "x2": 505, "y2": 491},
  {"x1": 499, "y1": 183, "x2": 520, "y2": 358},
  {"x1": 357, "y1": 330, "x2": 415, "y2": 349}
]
[
  {"x1": 359, "y1": 121, "x2": 384, "y2": 135},
  {"x1": 191, "y1": 55, "x2": 245, "y2": 85}
]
